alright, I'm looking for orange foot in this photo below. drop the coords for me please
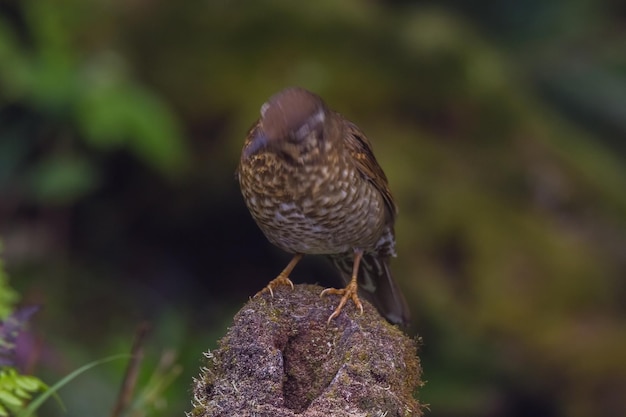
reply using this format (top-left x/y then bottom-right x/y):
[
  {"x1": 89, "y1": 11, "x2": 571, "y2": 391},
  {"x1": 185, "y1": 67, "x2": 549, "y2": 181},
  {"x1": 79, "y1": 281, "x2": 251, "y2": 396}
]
[
  {"x1": 320, "y1": 279, "x2": 364, "y2": 323},
  {"x1": 254, "y1": 253, "x2": 303, "y2": 298},
  {"x1": 254, "y1": 274, "x2": 294, "y2": 298}
]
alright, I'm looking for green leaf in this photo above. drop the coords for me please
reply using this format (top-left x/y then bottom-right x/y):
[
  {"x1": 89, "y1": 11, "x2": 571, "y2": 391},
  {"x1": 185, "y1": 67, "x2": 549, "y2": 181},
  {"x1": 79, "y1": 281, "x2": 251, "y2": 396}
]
[
  {"x1": 27, "y1": 154, "x2": 99, "y2": 206},
  {"x1": 14, "y1": 376, "x2": 41, "y2": 392},
  {"x1": 0, "y1": 390, "x2": 23, "y2": 407},
  {"x1": 14, "y1": 387, "x2": 32, "y2": 400},
  {"x1": 0, "y1": 241, "x2": 19, "y2": 319},
  {"x1": 17, "y1": 353, "x2": 129, "y2": 417},
  {"x1": 77, "y1": 82, "x2": 188, "y2": 177}
]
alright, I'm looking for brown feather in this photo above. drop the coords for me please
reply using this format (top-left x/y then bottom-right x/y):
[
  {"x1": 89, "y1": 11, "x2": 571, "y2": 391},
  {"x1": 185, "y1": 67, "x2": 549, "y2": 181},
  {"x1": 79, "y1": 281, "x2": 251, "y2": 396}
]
[{"x1": 340, "y1": 118, "x2": 397, "y2": 222}]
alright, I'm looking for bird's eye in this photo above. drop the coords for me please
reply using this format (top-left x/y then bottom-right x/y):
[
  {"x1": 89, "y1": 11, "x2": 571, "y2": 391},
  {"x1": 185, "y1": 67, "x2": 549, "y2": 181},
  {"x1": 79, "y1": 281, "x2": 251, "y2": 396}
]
[{"x1": 295, "y1": 124, "x2": 311, "y2": 141}]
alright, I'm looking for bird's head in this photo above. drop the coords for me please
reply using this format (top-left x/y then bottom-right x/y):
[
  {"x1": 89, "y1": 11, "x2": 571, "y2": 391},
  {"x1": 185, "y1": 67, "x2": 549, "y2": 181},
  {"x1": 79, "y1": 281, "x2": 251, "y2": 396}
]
[{"x1": 244, "y1": 87, "x2": 336, "y2": 162}]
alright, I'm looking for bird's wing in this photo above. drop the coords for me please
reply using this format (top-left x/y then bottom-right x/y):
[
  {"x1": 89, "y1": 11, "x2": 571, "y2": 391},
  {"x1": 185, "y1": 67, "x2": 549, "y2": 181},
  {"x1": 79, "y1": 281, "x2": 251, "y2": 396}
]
[{"x1": 341, "y1": 116, "x2": 397, "y2": 221}]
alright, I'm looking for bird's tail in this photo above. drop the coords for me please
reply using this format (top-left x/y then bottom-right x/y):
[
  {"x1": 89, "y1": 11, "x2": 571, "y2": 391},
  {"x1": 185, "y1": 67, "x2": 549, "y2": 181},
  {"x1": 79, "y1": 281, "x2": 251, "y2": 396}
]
[{"x1": 328, "y1": 253, "x2": 410, "y2": 327}]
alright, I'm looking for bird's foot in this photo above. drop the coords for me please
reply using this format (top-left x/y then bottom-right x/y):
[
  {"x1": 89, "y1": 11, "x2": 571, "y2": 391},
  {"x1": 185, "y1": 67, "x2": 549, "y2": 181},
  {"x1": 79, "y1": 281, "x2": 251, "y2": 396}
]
[
  {"x1": 254, "y1": 274, "x2": 294, "y2": 298},
  {"x1": 320, "y1": 279, "x2": 364, "y2": 323}
]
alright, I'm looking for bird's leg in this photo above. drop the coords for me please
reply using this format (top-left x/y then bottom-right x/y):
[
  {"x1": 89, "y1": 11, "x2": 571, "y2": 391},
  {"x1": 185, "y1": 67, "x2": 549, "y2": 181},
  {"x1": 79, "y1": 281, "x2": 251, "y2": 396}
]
[
  {"x1": 255, "y1": 253, "x2": 303, "y2": 297},
  {"x1": 321, "y1": 249, "x2": 365, "y2": 323}
]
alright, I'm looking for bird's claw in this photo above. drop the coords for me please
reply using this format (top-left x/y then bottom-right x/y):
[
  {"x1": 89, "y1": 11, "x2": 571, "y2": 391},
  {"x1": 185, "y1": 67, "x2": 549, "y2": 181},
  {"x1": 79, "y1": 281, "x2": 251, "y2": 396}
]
[
  {"x1": 255, "y1": 274, "x2": 294, "y2": 298},
  {"x1": 321, "y1": 280, "x2": 363, "y2": 323}
]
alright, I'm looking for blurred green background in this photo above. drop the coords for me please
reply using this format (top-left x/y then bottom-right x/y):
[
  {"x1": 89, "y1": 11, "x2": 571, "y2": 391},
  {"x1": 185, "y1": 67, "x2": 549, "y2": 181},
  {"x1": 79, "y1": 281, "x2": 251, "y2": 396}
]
[{"x1": 1, "y1": 0, "x2": 625, "y2": 416}]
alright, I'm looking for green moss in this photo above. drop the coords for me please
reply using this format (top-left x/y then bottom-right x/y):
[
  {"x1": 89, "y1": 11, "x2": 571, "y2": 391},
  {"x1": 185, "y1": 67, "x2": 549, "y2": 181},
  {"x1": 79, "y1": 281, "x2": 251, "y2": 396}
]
[{"x1": 189, "y1": 284, "x2": 422, "y2": 416}]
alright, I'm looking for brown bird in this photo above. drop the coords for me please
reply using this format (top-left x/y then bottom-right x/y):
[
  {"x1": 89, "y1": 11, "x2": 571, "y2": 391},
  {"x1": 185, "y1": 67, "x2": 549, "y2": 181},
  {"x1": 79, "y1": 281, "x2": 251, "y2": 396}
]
[{"x1": 237, "y1": 87, "x2": 410, "y2": 326}]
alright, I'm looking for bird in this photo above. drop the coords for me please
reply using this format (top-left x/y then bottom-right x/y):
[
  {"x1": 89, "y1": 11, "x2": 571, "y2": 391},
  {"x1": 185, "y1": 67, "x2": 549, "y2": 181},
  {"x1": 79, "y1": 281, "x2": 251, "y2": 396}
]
[{"x1": 237, "y1": 87, "x2": 410, "y2": 326}]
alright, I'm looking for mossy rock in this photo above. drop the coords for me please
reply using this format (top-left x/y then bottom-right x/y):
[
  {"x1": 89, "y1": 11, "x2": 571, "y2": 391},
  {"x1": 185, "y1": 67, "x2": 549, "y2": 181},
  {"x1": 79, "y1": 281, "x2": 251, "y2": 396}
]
[{"x1": 189, "y1": 284, "x2": 423, "y2": 417}]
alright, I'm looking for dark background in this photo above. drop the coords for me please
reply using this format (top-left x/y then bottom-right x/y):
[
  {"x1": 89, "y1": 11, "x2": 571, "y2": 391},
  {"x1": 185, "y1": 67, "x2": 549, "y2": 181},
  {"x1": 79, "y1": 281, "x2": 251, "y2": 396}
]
[{"x1": 1, "y1": 0, "x2": 625, "y2": 416}]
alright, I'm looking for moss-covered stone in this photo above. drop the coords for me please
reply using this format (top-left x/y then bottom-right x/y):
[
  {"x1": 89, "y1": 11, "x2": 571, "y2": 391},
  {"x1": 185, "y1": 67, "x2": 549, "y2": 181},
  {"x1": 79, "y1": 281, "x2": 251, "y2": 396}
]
[{"x1": 188, "y1": 284, "x2": 423, "y2": 417}]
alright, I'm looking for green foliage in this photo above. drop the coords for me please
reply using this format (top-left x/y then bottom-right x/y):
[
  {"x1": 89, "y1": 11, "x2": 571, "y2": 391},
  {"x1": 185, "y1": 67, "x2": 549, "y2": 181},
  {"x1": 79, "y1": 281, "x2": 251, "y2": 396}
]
[
  {"x1": 0, "y1": 243, "x2": 18, "y2": 320},
  {"x1": 0, "y1": 368, "x2": 46, "y2": 417},
  {"x1": 26, "y1": 154, "x2": 100, "y2": 206},
  {"x1": 0, "y1": 244, "x2": 46, "y2": 417},
  {"x1": 0, "y1": 0, "x2": 189, "y2": 208},
  {"x1": 77, "y1": 81, "x2": 188, "y2": 176},
  {"x1": 17, "y1": 354, "x2": 129, "y2": 417}
]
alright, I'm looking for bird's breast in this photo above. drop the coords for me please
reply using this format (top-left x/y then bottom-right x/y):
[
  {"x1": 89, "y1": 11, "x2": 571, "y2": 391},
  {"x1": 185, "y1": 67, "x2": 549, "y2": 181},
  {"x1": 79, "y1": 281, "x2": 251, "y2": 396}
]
[{"x1": 239, "y1": 152, "x2": 388, "y2": 255}]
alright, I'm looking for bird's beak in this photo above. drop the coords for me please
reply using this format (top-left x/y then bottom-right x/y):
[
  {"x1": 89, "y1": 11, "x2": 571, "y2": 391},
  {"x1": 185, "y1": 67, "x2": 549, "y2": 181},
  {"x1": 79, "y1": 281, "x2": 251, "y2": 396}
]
[{"x1": 244, "y1": 130, "x2": 269, "y2": 158}]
